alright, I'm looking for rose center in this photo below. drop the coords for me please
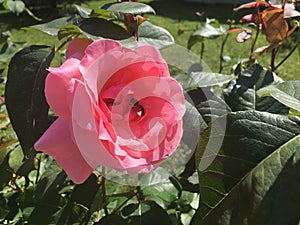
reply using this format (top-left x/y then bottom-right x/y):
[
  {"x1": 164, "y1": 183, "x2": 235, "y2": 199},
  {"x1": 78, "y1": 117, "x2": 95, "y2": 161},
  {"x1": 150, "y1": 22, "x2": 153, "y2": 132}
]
[
  {"x1": 103, "y1": 97, "x2": 145, "y2": 118},
  {"x1": 130, "y1": 98, "x2": 145, "y2": 117}
]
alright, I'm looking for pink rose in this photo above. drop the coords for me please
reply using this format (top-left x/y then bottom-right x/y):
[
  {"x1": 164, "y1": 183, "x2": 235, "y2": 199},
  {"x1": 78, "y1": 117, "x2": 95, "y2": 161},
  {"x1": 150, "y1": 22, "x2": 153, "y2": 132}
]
[{"x1": 34, "y1": 38, "x2": 185, "y2": 184}]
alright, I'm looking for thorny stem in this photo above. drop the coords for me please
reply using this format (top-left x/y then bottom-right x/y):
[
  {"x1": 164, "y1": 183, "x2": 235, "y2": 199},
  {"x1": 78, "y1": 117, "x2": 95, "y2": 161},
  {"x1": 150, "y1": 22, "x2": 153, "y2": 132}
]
[
  {"x1": 218, "y1": 0, "x2": 237, "y2": 73},
  {"x1": 270, "y1": 48, "x2": 277, "y2": 70},
  {"x1": 219, "y1": 32, "x2": 229, "y2": 73},
  {"x1": 248, "y1": 27, "x2": 260, "y2": 67},
  {"x1": 273, "y1": 44, "x2": 298, "y2": 71},
  {"x1": 102, "y1": 176, "x2": 109, "y2": 216},
  {"x1": 35, "y1": 154, "x2": 41, "y2": 184}
]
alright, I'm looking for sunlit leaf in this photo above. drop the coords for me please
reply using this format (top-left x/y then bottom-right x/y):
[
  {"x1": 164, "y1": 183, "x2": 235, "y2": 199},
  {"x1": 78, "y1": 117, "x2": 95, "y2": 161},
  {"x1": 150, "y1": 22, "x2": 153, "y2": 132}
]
[
  {"x1": 29, "y1": 16, "x2": 80, "y2": 36},
  {"x1": 257, "y1": 80, "x2": 300, "y2": 112},
  {"x1": 74, "y1": 4, "x2": 92, "y2": 18},
  {"x1": 191, "y1": 19, "x2": 226, "y2": 39},
  {"x1": 174, "y1": 72, "x2": 235, "y2": 91},
  {"x1": 101, "y1": 2, "x2": 156, "y2": 15},
  {"x1": 137, "y1": 21, "x2": 174, "y2": 49}
]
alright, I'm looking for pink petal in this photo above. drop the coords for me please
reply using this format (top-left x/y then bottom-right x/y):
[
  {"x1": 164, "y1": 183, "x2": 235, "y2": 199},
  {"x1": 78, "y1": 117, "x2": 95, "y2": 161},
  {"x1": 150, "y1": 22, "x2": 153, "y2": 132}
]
[
  {"x1": 34, "y1": 118, "x2": 93, "y2": 184},
  {"x1": 66, "y1": 38, "x2": 93, "y2": 60},
  {"x1": 45, "y1": 58, "x2": 82, "y2": 117},
  {"x1": 79, "y1": 39, "x2": 122, "y2": 74},
  {"x1": 135, "y1": 45, "x2": 169, "y2": 77}
]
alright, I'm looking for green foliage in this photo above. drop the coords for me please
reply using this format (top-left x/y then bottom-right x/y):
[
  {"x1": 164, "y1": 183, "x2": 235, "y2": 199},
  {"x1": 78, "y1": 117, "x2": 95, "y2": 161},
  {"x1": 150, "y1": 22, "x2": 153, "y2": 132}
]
[
  {"x1": 223, "y1": 63, "x2": 289, "y2": 114},
  {"x1": 0, "y1": 1, "x2": 300, "y2": 225}
]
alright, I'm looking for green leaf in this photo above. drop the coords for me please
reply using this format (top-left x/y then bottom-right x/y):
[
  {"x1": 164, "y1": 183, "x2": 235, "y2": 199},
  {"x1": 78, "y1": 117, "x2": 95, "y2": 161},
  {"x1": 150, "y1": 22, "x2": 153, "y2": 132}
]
[
  {"x1": 192, "y1": 110, "x2": 300, "y2": 224},
  {"x1": 223, "y1": 63, "x2": 289, "y2": 114},
  {"x1": 101, "y1": 2, "x2": 156, "y2": 15},
  {"x1": 29, "y1": 16, "x2": 80, "y2": 36},
  {"x1": 193, "y1": 134, "x2": 300, "y2": 225},
  {"x1": 174, "y1": 72, "x2": 235, "y2": 91},
  {"x1": 0, "y1": 41, "x2": 17, "y2": 63},
  {"x1": 257, "y1": 80, "x2": 300, "y2": 112},
  {"x1": 57, "y1": 24, "x2": 82, "y2": 40},
  {"x1": 142, "y1": 179, "x2": 179, "y2": 207},
  {"x1": 5, "y1": 0, "x2": 25, "y2": 15},
  {"x1": 138, "y1": 21, "x2": 174, "y2": 49},
  {"x1": 5, "y1": 45, "x2": 54, "y2": 155}
]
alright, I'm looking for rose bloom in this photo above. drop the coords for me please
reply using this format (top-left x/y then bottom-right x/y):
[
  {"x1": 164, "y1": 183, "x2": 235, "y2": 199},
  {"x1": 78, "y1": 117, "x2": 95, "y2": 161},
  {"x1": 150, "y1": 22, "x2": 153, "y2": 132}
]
[{"x1": 35, "y1": 38, "x2": 185, "y2": 184}]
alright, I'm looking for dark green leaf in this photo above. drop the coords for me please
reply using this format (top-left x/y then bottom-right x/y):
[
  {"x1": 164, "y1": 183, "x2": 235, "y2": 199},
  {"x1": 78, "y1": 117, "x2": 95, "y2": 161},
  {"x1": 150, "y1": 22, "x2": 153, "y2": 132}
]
[
  {"x1": 71, "y1": 175, "x2": 101, "y2": 208},
  {"x1": 138, "y1": 21, "x2": 174, "y2": 49},
  {"x1": 121, "y1": 203, "x2": 139, "y2": 217},
  {"x1": 192, "y1": 110, "x2": 300, "y2": 224},
  {"x1": 257, "y1": 80, "x2": 300, "y2": 112},
  {"x1": 188, "y1": 88, "x2": 231, "y2": 124},
  {"x1": 174, "y1": 72, "x2": 235, "y2": 91},
  {"x1": 129, "y1": 201, "x2": 172, "y2": 225},
  {"x1": 194, "y1": 135, "x2": 300, "y2": 225},
  {"x1": 97, "y1": 214, "x2": 129, "y2": 225},
  {"x1": 101, "y1": 2, "x2": 155, "y2": 15},
  {"x1": 78, "y1": 18, "x2": 131, "y2": 40},
  {"x1": 5, "y1": 45, "x2": 54, "y2": 156},
  {"x1": 223, "y1": 63, "x2": 289, "y2": 114},
  {"x1": 0, "y1": 152, "x2": 13, "y2": 189},
  {"x1": 35, "y1": 157, "x2": 66, "y2": 200}
]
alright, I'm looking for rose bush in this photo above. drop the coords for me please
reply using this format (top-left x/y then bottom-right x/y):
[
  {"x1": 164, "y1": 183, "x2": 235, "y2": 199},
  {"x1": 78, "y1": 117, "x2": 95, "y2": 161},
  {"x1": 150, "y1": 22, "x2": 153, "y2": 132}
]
[{"x1": 34, "y1": 38, "x2": 186, "y2": 184}]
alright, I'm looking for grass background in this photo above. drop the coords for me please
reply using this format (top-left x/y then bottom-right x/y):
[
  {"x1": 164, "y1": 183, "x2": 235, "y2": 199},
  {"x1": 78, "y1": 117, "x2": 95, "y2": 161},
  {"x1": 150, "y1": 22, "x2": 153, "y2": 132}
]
[{"x1": 0, "y1": 0, "x2": 299, "y2": 81}]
